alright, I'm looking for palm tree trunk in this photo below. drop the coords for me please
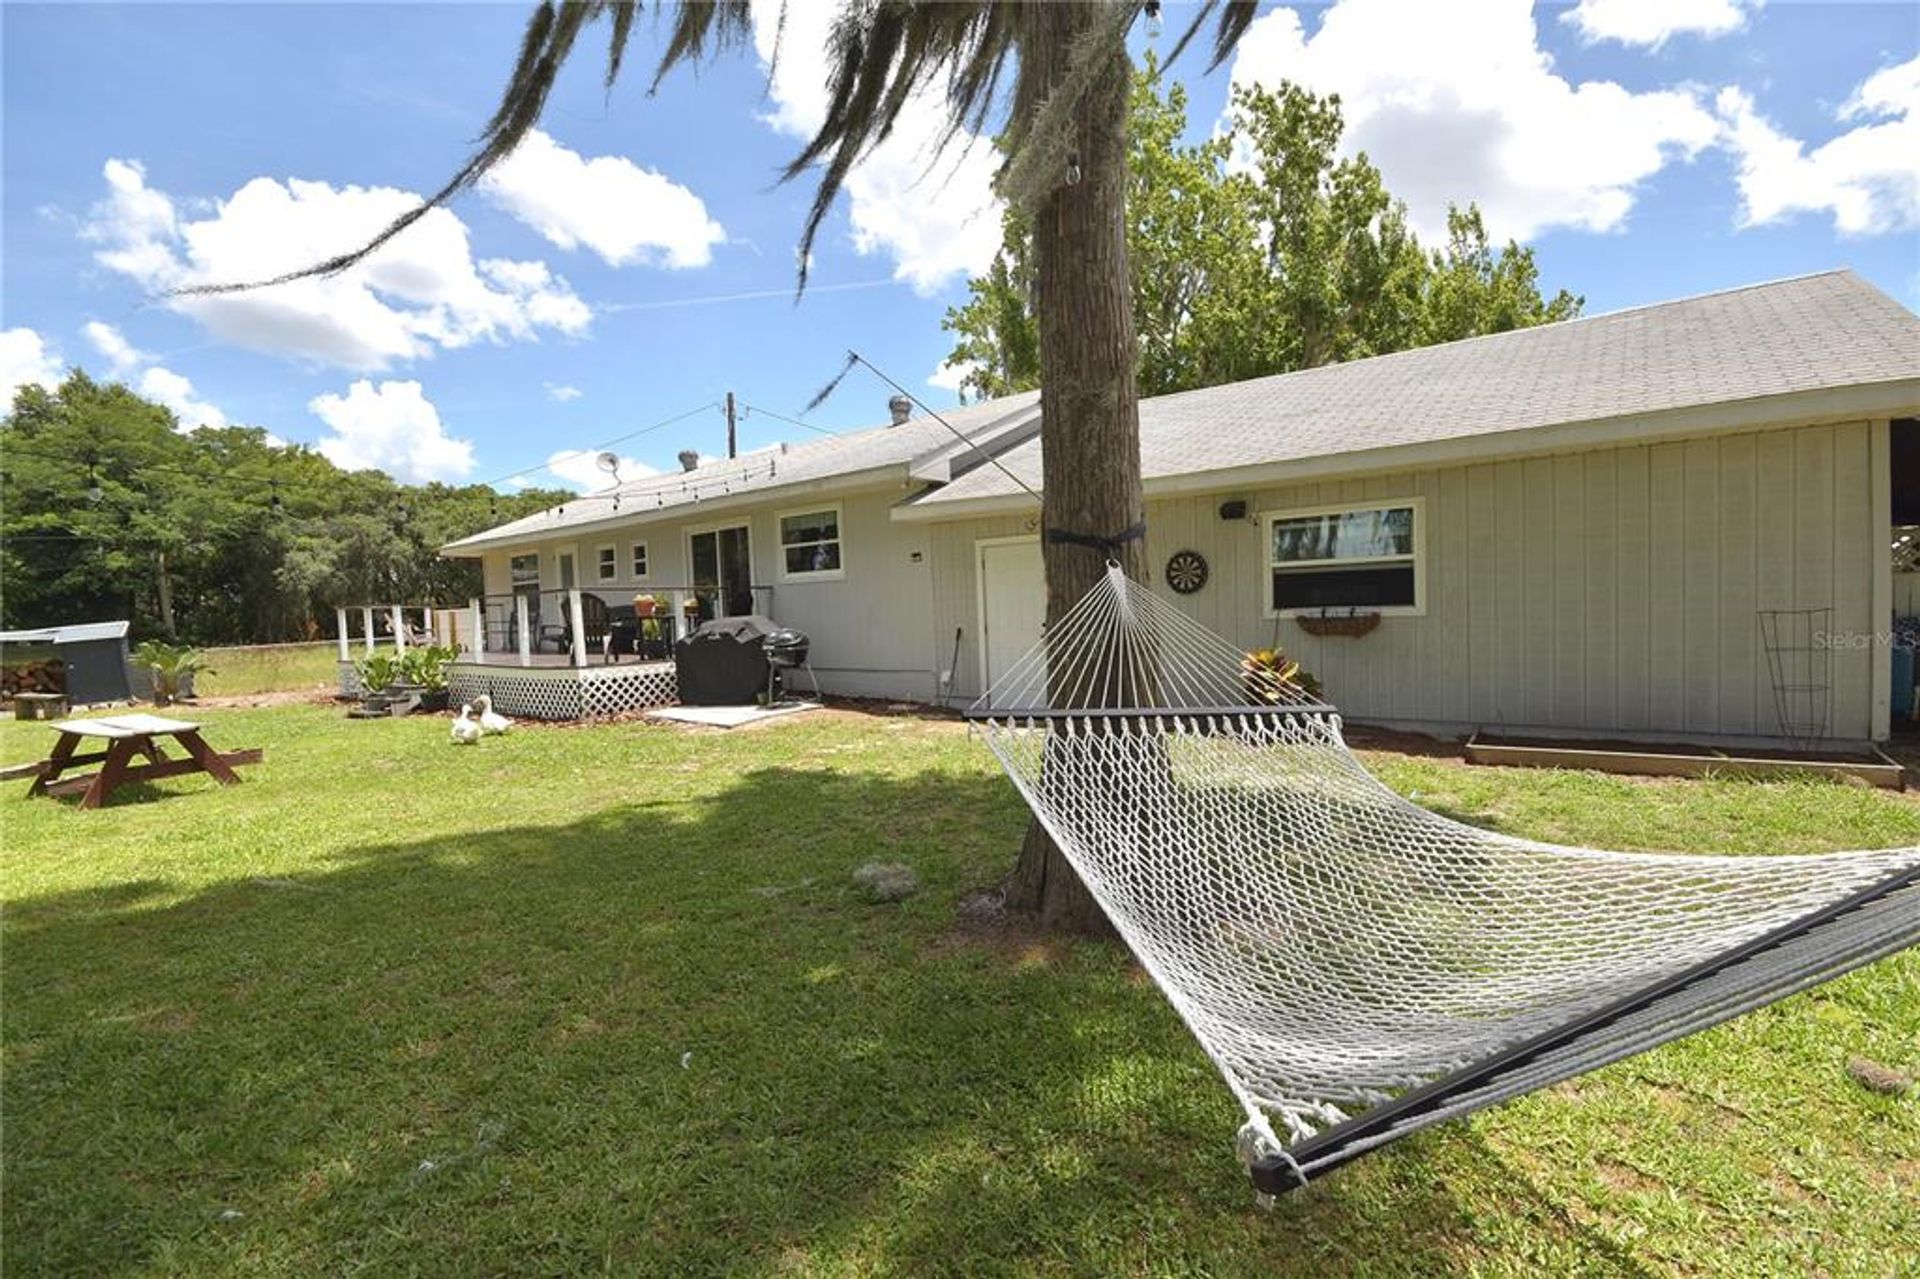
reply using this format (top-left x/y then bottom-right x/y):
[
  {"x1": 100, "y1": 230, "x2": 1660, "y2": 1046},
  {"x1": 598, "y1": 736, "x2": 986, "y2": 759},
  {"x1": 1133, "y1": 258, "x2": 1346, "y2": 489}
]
[{"x1": 1003, "y1": 5, "x2": 1143, "y2": 937}]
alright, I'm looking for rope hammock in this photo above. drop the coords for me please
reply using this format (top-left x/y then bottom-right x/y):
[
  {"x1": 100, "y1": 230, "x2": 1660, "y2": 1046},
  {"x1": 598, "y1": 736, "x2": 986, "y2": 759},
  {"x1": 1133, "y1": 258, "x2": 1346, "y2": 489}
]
[{"x1": 968, "y1": 564, "x2": 1920, "y2": 1197}]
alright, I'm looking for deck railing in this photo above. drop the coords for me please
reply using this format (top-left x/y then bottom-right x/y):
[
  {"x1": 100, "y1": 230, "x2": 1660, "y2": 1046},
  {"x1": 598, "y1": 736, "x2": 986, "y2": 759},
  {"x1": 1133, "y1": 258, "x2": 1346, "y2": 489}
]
[
  {"x1": 465, "y1": 584, "x2": 773, "y2": 669},
  {"x1": 333, "y1": 604, "x2": 451, "y2": 661}
]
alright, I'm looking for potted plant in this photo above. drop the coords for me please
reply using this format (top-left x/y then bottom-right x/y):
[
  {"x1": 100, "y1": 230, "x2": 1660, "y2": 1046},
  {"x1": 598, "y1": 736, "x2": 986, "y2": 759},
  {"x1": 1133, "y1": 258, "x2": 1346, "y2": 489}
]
[
  {"x1": 353, "y1": 651, "x2": 402, "y2": 701},
  {"x1": 633, "y1": 593, "x2": 659, "y2": 618},
  {"x1": 132, "y1": 640, "x2": 211, "y2": 706},
  {"x1": 1241, "y1": 647, "x2": 1322, "y2": 704},
  {"x1": 399, "y1": 644, "x2": 457, "y2": 712}
]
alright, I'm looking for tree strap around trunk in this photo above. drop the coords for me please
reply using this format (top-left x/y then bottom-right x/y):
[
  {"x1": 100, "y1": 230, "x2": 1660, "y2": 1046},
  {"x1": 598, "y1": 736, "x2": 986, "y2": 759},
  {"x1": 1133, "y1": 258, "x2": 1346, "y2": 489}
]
[{"x1": 1046, "y1": 521, "x2": 1146, "y2": 558}]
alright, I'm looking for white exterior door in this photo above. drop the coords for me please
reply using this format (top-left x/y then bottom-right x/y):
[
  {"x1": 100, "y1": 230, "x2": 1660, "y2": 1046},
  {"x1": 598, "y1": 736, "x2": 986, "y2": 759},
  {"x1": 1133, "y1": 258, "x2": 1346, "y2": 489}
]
[{"x1": 978, "y1": 538, "x2": 1045, "y2": 698}]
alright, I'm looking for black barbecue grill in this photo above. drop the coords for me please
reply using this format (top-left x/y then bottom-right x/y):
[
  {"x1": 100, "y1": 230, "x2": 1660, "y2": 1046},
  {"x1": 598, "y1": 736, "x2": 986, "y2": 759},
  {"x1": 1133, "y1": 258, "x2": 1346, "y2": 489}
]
[
  {"x1": 762, "y1": 628, "x2": 817, "y2": 706},
  {"x1": 674, "y1": 615, "x2": 776, "y2": 705}
]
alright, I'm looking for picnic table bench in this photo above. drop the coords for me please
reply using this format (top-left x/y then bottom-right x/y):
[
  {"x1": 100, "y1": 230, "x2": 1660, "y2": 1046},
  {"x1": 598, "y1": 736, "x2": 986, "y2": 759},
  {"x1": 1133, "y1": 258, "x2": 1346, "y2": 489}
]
[{"x1": 22, "y1": 714, "x2": 261, "y2": 809}]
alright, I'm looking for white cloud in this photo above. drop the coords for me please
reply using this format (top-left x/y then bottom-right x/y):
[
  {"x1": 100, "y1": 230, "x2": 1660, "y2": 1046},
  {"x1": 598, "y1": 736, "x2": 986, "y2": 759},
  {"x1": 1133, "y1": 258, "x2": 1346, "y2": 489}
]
[
  {"x1": 542, "y1": 448, "x2": 659, "y2": 493},
  {"x1": 1, "y1": 328, "x2": 64, "y2": 405},
  {"x1": 752, "y1": 4, "x2": 1002, "y2": 294},
  {"x1": 308, "y1": 380, "x2": 474, "y2": 482},
  {"x1": 1561, "y1": 0, "x2": 1752, "y2": 49},
  {"x1": 545, "y1": 382, "x2": 584, "y2": 402},
  {"x1": 82, "y1": 320, "x2": 229, "y2": 430},
  {"x1": 1716, "y1": 56, "x2": 1920, "y2": 235},
  {"x1": 82, "y1": 319, "x2": 148, "y2": 374},
  {"x1": 83, "y1": 160, "x2": 591, "y2": 372},
  {"x1": 927, "y1": 358, "x2": 975, "y2": 393},
  {"x1": 137, "y1": 366, "x2": 228, "y2": 430},
  {"x1": 482, "y1": 129, "x2": 725, "y2": 269},
  {"x1": 1225, "y1": 1, "x2": 1720, "y2": 243}
]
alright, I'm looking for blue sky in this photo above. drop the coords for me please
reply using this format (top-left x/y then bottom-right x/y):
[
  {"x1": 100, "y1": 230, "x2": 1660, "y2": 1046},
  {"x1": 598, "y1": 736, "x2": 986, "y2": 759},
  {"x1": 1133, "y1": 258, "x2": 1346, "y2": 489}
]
[{"x1": 4, "y1": 1, "x2": 1916, "y2": 491}]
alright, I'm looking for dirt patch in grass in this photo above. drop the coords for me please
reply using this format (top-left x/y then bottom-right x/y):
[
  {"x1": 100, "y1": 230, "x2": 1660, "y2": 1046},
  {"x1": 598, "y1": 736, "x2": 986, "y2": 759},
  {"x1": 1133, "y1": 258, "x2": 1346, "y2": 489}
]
[
  {"x1": 923, "y1": 886, "x2": 1072, "y2": 968},
  {"x1": 1593, "y1": 1158, "x2": 1661, "y2": 1196},
  {"x1": 182, "y1": 689, "x2": 342, "y2": 711},
  {"x1": 1341, "y1": 724, "x2": 1466, "y2": 759}
]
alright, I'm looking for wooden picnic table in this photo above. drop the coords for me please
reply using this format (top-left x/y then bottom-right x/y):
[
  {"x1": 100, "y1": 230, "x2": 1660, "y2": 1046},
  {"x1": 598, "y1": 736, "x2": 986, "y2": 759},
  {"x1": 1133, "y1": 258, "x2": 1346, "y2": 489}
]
[{"x1": 23, "y1": 714, "x2": 261, "y2": 809}]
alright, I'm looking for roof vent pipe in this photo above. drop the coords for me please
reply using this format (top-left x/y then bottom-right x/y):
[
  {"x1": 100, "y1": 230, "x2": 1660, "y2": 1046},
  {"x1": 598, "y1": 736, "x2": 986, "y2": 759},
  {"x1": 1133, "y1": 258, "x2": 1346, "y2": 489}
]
[
  {"x1": 677, "y1": 449, "x2": 700, "y2": 472},
  {"x1": 888, "y1": 393, "x2": 913, "y2": 426}
]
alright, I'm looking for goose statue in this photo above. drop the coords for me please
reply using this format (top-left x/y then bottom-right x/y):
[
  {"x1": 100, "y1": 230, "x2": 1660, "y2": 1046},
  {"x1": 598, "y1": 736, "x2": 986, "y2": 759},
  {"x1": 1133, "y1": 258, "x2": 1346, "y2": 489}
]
[
  {"x1": 450, "y1": 703, "x2": 482, "y2": 745},
  {"x1": 475, "y1": 693, "x2": 512, "y2": 735}
]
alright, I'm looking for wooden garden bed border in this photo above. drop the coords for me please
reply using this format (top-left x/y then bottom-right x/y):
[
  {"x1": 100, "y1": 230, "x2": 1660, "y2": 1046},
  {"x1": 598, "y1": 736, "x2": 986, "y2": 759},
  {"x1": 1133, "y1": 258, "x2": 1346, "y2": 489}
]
[{"x1": 1463, "y1": 733, "x2": 1907, "y2": 790}]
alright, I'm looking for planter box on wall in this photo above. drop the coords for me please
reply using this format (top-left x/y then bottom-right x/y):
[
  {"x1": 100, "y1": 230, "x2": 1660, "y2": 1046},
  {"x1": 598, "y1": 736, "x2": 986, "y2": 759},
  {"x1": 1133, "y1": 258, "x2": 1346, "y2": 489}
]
[{"x1": 1296, "y1": 612, "x2": 1381, "y2": 639}]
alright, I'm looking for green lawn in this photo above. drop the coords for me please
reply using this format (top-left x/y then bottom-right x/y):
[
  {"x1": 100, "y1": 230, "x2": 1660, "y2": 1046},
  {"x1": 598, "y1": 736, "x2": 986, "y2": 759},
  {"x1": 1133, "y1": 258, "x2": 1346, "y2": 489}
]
[
  {"x1": 3, "y1": 706, "x2": 1916, "y2": 1276},
  {"x1": 194, "y1": 642, "x2": 340, "y2": 698}
]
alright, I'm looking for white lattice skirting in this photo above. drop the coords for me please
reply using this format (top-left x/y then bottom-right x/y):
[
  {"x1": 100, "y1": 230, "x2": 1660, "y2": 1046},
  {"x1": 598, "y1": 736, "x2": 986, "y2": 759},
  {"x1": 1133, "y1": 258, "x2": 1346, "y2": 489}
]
[{"x1": 446, "y1": 661, "x2": 679, "y2": 721}]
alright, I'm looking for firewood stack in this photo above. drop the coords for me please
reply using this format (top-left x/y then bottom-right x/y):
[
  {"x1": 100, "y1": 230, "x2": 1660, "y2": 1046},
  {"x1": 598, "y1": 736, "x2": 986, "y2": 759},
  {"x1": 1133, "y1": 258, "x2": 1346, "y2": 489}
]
[{"x1": 1, "y1": 659, "x2": 67, "y2": 697}]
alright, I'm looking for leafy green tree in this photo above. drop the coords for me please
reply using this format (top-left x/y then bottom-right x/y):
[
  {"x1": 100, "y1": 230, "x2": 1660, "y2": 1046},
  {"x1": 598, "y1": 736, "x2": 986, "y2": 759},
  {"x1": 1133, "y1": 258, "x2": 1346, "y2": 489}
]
[
  {"x1": 1422, "y1": 205, "x2": 1583, "y2": 344},
  {"x1": 944, "y1": 72, "x2": 1582, "y2": 399},
  {"x1": 2, "y1": 372, "x2": 568, "y2": 642}
]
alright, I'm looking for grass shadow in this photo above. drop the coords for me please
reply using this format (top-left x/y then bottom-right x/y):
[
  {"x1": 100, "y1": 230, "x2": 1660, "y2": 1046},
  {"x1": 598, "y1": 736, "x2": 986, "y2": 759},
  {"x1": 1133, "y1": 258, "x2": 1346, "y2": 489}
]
[{"x1": 0, "y1": 761, "x2": 1763, "y2": 1274}]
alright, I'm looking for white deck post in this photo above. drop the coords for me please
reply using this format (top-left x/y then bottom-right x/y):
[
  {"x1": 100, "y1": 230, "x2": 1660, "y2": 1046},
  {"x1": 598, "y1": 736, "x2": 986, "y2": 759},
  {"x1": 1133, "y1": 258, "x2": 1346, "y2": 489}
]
[
  {"x1": 515, "y1": 595, "x2": 532, "y2": 668},
  {"x1": 391, "y1": 605, "x2": 407, "y2": 655},
  {"x1": 361, "y1": 606, "x2": 375, "y2": 655},
  {"x1": 672, "y1": 589, "x2": 689, "y2": 643},
  {"x1": 469, "y1": 598, "x2": 483, "y2": 656},
  {"x1": 568, "y1": 588, "x2": 588, "y2": 668},
  {"x1": 336, "y1": 607, "x2": 350, "y2": 662}
]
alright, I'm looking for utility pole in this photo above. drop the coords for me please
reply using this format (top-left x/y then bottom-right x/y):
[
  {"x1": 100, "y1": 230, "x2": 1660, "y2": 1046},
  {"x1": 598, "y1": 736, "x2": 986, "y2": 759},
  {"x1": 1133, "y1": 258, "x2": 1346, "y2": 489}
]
[{"x1": 724, "y1": 391, "x2": 737, "y2": 460}]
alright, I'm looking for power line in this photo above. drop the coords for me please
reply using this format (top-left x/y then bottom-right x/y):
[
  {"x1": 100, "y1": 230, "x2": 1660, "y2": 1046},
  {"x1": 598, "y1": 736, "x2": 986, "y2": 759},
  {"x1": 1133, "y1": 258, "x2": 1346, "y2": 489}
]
[
  {"x1": 735, "y1": 402, "x2": 841, "y2": 438},
  {"x1": 834, "y1": 350, "x2": 1043, "y2": 506},
  {"x1": 472, "y1": 400, "x2": 722, "y2": 491},
  {"x1": 598, "y1": 278, "x2": 902, "y2": 315}
]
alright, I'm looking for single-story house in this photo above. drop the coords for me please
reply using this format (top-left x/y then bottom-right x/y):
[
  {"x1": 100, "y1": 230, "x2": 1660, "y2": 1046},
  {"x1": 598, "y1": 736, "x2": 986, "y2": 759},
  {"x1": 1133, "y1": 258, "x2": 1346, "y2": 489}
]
[{"x1": 443, "y1": 269, "x2": 1920, "y2": 746}]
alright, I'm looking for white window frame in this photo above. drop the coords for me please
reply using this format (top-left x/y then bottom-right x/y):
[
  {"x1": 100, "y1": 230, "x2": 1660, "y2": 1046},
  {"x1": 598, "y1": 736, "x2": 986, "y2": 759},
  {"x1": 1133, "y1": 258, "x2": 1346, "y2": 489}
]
[
  {"x1": 1262, "y1": 496, "x2": 1425, "y2": 618},
  {"x1": 629, "y1": 540, "x2": 650, "y2": 581},
  {"x1": 776, "y1": 502, "x2": 846, "y2": 582},
  {"x1": 594, "y1": 542, "x2": 618, "y2": 582},
  {"x1": 508, "y1": 552, "x2": 541, "y2": 590}
]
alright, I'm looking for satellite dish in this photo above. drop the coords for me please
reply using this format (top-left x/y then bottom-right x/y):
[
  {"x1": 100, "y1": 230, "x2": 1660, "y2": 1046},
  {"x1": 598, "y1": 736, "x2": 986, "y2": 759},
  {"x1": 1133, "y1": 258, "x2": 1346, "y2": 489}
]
[{"x1": 595, "y1": 451, "x2": 621, "y2": 475}]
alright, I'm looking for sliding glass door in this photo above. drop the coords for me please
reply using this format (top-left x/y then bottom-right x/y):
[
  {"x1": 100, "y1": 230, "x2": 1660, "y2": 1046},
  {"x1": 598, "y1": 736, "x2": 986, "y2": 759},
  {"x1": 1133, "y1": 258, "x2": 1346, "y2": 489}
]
[{"x1": 689, "y1": 524, "x2": 754, "y2": 619}]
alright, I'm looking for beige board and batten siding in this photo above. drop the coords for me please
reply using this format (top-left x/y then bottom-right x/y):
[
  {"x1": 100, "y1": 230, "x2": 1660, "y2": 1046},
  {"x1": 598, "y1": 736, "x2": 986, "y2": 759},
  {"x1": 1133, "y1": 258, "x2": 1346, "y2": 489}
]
[
  {"x1": 481, "y1": 489, "x2": 939, "y2": 701},
  {"x1": 931, "y1": 421, "x2": 1885, "y2": 745},
  {"x1": 748, "y1": 487, "x2": 938, "y2": 701}
]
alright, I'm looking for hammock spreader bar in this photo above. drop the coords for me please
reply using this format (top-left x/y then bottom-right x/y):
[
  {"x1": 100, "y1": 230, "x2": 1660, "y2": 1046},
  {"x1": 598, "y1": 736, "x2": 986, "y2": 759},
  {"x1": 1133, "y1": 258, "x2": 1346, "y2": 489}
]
[{"x1": 1249, "y1": 860, "x2": 1920, "y2": 1195}]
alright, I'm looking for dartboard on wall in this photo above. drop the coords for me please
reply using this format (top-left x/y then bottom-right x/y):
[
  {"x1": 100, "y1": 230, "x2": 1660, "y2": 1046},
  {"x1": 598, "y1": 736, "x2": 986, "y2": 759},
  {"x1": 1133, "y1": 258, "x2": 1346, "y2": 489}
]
[{"x1": 1164, "y1": 549, "x2": 1209, "y2": 594}]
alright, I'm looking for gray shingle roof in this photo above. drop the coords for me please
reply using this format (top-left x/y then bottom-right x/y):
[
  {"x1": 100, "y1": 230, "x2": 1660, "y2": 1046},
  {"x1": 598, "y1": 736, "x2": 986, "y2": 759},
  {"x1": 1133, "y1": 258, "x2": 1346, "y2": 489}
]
[
  {"x1": 906, "y1": 270, "x2": 1920, "y2": 510},
  {"x1": 443, "y1": 391, "x2": 1040, "y2": 552}
]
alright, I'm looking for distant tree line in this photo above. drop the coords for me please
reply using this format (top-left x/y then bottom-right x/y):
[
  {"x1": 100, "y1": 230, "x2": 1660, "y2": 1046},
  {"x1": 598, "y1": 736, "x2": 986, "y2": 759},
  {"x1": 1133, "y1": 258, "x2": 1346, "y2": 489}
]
[
  {"x1": 943, "y1": 64, "x2": 1584, "y2": 400},
  {"x1": 1, "y1": 372, "x2": 569, "y2": 643}
]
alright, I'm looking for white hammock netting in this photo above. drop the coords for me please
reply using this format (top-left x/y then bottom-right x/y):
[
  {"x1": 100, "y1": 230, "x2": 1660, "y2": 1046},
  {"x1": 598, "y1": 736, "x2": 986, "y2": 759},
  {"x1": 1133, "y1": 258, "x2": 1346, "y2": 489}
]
[{"x1": 970, "y1": 565, "x2": 1920, "y2": 1194}]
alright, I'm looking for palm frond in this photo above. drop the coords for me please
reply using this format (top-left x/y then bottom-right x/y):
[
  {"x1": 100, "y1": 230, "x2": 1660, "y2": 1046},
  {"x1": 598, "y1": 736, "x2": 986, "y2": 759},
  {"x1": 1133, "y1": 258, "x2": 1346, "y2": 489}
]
[
  {"x1": 1164, "y1": 0, "x2": 1259, "y2": 71},
  {"x1": 174, "y1": 0, "x2": 1263, "y2": 299}
]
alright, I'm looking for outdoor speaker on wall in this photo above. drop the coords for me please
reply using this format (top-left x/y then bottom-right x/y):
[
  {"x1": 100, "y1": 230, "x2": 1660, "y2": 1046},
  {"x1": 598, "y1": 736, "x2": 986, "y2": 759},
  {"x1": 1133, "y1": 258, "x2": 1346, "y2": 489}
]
[{"x1": 1218, "y1": 500, "x2": 1248, "y2": 521}]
